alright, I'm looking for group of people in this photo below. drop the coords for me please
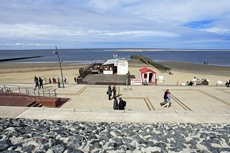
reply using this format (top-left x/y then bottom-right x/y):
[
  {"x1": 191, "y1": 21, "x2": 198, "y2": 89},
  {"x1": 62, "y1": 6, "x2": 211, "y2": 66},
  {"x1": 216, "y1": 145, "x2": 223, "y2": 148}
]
[
  {"x1": 160, "y1": 89, "x2": 171, "y2": 108},
  {"x1": 34, "y1": 76, "x2": 43, "y2": 90},
  {"x1": 107, "y1": 85, "x2": 126, "y2": 110},
  {"x1": 48, "y1": 77, "x2": 67, "y2": 84}
]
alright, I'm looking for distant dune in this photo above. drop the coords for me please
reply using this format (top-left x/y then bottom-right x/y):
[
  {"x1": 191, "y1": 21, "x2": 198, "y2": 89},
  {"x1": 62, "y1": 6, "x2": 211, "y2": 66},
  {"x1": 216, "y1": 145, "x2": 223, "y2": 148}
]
[{"x1": 108, "y1": 49, "x2": 230, "y2": 52}]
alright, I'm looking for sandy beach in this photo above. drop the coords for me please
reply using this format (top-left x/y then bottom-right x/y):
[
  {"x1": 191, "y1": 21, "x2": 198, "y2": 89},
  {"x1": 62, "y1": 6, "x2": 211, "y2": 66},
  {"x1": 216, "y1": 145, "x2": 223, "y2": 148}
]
[
  {"x1": 0, "y1": 60, "x2": 229, "y2": 85},
  {"x1": 109, "y1": 49, "x2": 230, "y2": 52}
]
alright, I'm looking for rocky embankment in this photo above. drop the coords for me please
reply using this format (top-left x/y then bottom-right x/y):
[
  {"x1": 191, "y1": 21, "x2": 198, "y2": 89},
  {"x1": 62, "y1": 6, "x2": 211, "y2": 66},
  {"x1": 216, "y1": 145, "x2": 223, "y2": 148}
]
[{"x1": 0, "y1": 118, "x2": 230, "y2": 152}]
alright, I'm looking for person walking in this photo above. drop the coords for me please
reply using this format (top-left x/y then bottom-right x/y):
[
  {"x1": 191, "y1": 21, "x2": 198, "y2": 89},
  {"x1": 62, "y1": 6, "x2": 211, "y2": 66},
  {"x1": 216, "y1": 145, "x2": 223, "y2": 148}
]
[
  {"x1": 39, "y1": 77, "x2": 43, "y2": 89},
  {"x1": 113, "y1": 98, "x2": 119, "y2": 110},
  {"x1": 112, "y1": 85, "x2": 116, "y2": 98},
  {"x1": 164, "y1": 92, "x2": 171, "y2": 108},
  {"x1": 107, "y1": 85, "x2": 112, "y2": 100},
  {"x1": 64, "y1": 78, "x2": 67, "y2": 83},
  {"x1": 34, "y1": 76, "x2": 39, "y2": 90},
  {"x1": 160, "y1": 89, "x2": 169, "y2": 106}
]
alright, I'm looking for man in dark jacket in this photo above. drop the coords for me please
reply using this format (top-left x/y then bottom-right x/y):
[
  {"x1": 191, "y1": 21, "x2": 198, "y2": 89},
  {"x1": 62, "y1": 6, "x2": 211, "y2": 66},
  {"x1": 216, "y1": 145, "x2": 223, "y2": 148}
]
[
  {"x1": 112, "y1": 85, "x2": 116, "y2": 98},
  {"x1": 34, "y1": 76, "x2": 39, "y2": 90},
  {"x1": 39, "y1": 77, "x2": 43, "y2": 89},
  {"x1": 118, "y1": 98, "x2": 124, "y2": 110},
  {"x1": 113, "y1": 98, "x2": 119, "y2": 110},
  {"x1": 107, "y1": 85, "x2": 112, "y2": 100},
  {"x1": 160, "y1": 89, "x2": 169, "y2": 106}
]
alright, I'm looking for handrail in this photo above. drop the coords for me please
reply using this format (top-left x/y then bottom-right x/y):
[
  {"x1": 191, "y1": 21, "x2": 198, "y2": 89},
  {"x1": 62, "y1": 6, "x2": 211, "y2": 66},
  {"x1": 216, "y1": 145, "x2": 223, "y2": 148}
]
[{"x1": 1, "y1": 84, "x2": 58, "y2": 99}]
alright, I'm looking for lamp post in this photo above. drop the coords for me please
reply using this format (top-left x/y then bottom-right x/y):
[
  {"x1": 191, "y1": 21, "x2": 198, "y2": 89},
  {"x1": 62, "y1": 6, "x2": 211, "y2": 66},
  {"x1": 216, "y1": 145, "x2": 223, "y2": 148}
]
[{"x1": 53, "y1": 46, "x2": 64, "y2": 88}]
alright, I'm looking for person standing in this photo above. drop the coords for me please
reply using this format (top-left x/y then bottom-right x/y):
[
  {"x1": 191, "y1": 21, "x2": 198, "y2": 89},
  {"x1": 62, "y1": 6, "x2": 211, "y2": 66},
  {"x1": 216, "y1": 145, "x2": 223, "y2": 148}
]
[
  {"x1": 107, "y1": 85, "x2": 112, "y2": 100},
  {"x1": 113, "y1": 98, "x2": 119, "y2": 110},
  {"x1": 34, "y1": 76, "x2": 39, "y2": 90},
  {"x1": 112, "y1": 85, "x2": 116, "y2": 98},
  {"x1": 160, "y1": 89, "x2": 169, "y2": 106},
  {"x1": 39, "y1": 77, "x2": 43, "y2": 89},
  {"x1": 74, "y1": 77, "x2": 76, "y2": 82},
  {"x1": 118, "y1": 98, "x2": 125, "y2": 110},
  {"x1": 64, "y1": 78, "x2": 67, "y2": 83}
]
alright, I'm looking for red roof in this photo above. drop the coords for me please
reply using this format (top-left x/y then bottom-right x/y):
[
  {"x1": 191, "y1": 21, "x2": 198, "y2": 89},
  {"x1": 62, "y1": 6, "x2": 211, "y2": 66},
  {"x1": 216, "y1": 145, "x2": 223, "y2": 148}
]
[{"x1": 139, "y1": 67, "x2": 156, "y2": 73}]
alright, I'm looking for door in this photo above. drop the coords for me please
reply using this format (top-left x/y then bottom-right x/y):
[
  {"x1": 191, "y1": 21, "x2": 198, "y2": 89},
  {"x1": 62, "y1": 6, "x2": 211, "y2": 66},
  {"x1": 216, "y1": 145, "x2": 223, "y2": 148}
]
[{"x1": 149, "y1": 73, "x2": 153, "y2": 83}]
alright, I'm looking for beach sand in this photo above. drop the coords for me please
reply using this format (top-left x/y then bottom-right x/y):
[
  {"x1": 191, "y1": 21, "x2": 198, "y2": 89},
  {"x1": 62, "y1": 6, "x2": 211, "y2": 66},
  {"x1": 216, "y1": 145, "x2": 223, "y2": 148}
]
[{"x1": 0, "y1": 60, "x2": 229, "y2": 85}]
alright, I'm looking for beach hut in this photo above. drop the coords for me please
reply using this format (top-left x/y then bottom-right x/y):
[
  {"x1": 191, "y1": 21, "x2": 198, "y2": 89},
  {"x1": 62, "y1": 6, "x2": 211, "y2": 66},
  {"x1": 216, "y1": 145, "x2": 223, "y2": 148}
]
[{"x1": 139, "y1": 68, "x2": 157, "y2": 85}]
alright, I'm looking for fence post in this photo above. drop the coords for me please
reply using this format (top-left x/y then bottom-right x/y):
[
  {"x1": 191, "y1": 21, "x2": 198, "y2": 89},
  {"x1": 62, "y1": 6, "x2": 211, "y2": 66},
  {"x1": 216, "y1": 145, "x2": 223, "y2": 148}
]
[
  {"x1": 42, "y1": 89, "x2": 45, "y2": 98},
  {"x1": 54, "y1": 90, "x2": 57, "y2": 100},
  {"x1": 38, "y1": 91, "x2": 41, "y2": 101},
  {"x1": 27, "y1": 89, "x2": 30, "y2": 99},
  {"x1": 33, "y1": 89, "x2": 36, "y2": 98},
  {"x1": 18, "y1": 86, "x2": 21, "y2": 95},
  {"x1": 9, "y1": 88, "x2": 12, "y2": 97}
]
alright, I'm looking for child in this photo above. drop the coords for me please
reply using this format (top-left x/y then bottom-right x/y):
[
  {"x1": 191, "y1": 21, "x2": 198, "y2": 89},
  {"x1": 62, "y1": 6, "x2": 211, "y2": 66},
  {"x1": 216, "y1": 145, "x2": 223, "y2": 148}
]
[{"x1": 164, "y1": 92, "x2": 171, "y2": 108}]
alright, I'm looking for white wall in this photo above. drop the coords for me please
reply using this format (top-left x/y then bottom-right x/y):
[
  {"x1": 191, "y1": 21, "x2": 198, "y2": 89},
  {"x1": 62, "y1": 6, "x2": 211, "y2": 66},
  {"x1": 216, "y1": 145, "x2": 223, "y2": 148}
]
[{"x1": 117, "y1": 60, "x2": 128, "y2": 75}]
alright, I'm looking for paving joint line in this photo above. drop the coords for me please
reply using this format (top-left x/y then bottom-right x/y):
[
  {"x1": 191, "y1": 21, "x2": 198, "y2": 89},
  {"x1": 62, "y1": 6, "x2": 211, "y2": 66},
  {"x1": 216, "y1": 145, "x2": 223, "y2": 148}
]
[
  {"x1": 169, "y1": 89, "x2": 230, "y2": 108},
  {"x1": 122, "y1": 97, "x2": 153, "y2": 111}
]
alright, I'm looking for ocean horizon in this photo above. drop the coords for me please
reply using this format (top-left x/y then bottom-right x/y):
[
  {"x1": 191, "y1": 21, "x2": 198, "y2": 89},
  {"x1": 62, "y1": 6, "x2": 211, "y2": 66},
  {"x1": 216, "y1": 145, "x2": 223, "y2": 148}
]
[{"x1": 0, "y1": 49, "x2": 230, "y2": 66}]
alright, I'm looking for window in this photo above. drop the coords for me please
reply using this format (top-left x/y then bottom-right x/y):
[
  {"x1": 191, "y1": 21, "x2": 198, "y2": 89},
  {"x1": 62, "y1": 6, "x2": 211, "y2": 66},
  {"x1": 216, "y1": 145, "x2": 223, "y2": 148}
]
[{"x1": 144, "y1": 74, "x2": 147, "y2": 78}]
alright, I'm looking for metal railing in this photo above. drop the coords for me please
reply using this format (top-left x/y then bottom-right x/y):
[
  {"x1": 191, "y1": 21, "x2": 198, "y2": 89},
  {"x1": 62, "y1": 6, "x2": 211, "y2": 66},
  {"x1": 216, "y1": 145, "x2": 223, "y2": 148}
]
[{"x1": 0, "y1": 84, "x2": 57, "y2": 100}]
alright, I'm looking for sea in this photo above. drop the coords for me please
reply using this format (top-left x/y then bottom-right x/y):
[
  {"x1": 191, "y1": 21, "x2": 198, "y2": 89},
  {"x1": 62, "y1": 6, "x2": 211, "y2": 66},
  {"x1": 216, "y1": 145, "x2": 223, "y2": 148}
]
[{"x1": 0, "y1": 49, "x2": 230, "y2": 66}]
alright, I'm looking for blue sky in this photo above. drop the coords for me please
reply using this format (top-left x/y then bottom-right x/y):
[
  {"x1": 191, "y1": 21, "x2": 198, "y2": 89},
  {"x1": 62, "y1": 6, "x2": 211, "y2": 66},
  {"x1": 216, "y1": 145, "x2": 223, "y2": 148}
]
[{"x1": 0, "y1": 0, "x2": 230, "y2": 49}]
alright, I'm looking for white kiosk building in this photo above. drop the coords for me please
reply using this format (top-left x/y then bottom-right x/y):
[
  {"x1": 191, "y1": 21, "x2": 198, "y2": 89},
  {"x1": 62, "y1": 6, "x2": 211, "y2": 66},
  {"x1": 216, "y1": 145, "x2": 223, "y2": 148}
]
[{"x1": 103, "y1": 58, "x2": 128, "y2": 75}]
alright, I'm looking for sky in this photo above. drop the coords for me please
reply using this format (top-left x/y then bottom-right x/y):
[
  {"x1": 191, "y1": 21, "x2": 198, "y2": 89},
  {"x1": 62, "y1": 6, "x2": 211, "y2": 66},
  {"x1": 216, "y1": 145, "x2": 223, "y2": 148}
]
[{"x1": 0, "y1": 0, "x2": 230, "y2": 49}]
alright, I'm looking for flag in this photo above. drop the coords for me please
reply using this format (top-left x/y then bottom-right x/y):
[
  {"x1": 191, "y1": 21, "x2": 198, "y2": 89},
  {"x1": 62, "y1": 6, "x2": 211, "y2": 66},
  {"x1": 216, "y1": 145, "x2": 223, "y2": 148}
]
[{"x1": 113, "y1": 54, "x2": 118, "y2": 58}]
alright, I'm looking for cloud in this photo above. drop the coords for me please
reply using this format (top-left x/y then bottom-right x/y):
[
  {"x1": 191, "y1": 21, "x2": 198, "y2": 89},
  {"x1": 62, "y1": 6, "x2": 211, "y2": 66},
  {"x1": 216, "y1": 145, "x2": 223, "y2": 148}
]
[
  {"x1": 0, "y1": 0, "x2": 230, "y2": 49},
  {"x1": 201, "y1": 27, "x2": 230, "y2": 34},
  {"x1": 0, "y1": 23, "x2": 177, "y2": 39}
]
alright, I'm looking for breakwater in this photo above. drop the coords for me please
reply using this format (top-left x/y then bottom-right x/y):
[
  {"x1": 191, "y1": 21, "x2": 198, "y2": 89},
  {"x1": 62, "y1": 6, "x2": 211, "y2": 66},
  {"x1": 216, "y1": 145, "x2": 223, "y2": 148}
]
[
  {"x1": 0, "y1": 56, "x2": 42, "y2": 62},
  {"x1": 0, "y1": 118, "x2": 229, "y2": 152},
  {"x1": 130, "y1": 55, "x2": 171, "y2": 72}
]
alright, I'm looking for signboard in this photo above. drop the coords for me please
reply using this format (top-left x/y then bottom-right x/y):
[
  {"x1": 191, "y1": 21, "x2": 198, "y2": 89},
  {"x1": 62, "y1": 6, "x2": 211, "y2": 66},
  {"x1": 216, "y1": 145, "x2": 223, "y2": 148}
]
[
  {"x1": 103, "y1": 70, "x2": 113, "y2": 75},
  {"x1": 131, "y1": 79, "x2": 142, "y2": 85}
]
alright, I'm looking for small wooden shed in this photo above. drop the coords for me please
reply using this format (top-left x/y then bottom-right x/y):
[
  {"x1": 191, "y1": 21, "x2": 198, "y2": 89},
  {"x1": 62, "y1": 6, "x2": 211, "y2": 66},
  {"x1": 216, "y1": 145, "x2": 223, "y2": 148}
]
[{"x1": 139, "y1": 68, "x2": 156, "y2": 85}]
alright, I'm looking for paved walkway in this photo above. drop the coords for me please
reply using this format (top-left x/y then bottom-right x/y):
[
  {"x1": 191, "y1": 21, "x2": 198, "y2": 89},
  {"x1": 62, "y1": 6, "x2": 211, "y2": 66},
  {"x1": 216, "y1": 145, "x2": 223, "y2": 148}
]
[{"x1": 0, "y1": 83, "x2": 230, "y2": 123}]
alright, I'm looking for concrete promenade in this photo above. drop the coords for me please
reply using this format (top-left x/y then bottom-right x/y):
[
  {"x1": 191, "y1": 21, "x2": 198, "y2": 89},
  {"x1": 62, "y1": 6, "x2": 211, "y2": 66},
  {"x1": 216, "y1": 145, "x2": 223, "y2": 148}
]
[{"x1": 0, "y1": 83, "x2": 230, "y2": 124}]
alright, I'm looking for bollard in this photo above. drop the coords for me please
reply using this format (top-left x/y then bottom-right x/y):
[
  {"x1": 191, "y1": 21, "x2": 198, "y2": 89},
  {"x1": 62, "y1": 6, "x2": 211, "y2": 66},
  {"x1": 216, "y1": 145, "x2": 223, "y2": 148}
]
[
  {"x1": 38, "y1": 91, "x2": 41, "y2": 101},
  {"x1": 18, "y1": 86, "x2": 21, "y2": 95}
]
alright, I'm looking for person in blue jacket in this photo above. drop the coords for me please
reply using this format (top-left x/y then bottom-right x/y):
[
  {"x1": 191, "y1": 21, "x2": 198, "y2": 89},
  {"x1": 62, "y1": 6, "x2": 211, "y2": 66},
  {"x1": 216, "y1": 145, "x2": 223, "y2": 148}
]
[{"x1": 160, "y1": 89, "x2": 169, "y2": 106}]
